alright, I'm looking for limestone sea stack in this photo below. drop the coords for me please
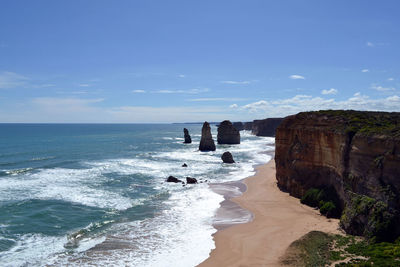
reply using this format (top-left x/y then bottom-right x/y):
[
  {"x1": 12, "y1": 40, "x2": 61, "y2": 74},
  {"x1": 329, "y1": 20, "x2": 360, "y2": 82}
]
[
  {"x1": 183, "y1": 128, "x2": 192, "y2": 143},
  {"x1": 199, "y1": 122, "x2": 216, "y2": 151},
  {"x1": 217, "y1": 120, "x2": 240, "y2": 144},
  {"x1": 221, "y1": 151, "x2": 235, "y2": 163}
]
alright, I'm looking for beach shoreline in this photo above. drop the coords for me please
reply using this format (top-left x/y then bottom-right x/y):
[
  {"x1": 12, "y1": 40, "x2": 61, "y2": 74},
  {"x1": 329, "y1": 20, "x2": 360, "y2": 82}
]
[{"x1": 198, "y1": 159, "x2": 341, "y2": 267}]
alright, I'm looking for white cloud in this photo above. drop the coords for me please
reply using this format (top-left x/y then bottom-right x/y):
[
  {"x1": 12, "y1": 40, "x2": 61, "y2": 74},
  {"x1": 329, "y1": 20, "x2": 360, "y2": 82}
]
[
  {"x1": 366, "y1": 42, "x2": 375, "y2": 47},
  {"x1": 361, "y1": 69, "x2": 369, "y2": 73},
  {"x1": 187, "y1": 97, "x2": 246, "y2": 102},
  {"x1": 0, "y1": 97, "x2": 235, "y2": 123},
  {"x1": 0, "y1": 71, "x2": 28, "y2": 89},
  {"x1": 230, "y1": 104, "x2": 238, "y2": 109},
  {"x1": 220, "y1": 80, "x2": 251, "y2": 85},
  {"x1": 132, "y1": 90, "x2": 146, "y2": 93},
  {"x1": 371, "y1": 84, "x2": 396, "y2": 92},
  {"x1": 106, "y1": 106, "x2": 230, "y2": 123},
  {"x1": 2, "y1": 93, "x2": 400, "y2": 123},
  {"x1": 32, "y1": 97, "x2": 104, "y2": 107},
  {"x1": 388, "y1": 78, "x2": 394, "y2": 81},
  {"x1": 238, "y1": 93, "x2": 400, "y2": 117},
  {"x1": 154, "y1": 88, "x2": 209, "y2": 94},
  {"x1": 31, "y1": 83, "x2": 56, "y2": 88},
  {"x1": 321, "y1": 88, "x2": 338, "y2": 95},
  {"x1": 178, "y1": 74, "x2": 185, "y2": 78},
  {"x1": 387, "y1": 95, "x2": 400, "y2": 101},
  {"x1": 289, "y1": 75, "x2": 305, "y2": 80},
  {"x1": 78, "y1": 84, "x2": 91, "y2": 87}
]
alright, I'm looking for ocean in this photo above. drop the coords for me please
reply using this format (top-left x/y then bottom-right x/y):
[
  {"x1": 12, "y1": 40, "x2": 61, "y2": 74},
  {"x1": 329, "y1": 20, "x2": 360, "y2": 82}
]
[{"x1": 0, "y1": 123, "x2": 274, "y2": 267}]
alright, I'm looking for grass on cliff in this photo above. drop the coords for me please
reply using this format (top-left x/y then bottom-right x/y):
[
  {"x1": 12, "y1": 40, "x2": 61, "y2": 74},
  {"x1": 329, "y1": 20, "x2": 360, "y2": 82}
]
[
  {"x1": 281, "y1": 231, "x2": 400, "y2": 267},
  {"x1": 308, "y1": 110, "x2": 400, "y2": 137}
]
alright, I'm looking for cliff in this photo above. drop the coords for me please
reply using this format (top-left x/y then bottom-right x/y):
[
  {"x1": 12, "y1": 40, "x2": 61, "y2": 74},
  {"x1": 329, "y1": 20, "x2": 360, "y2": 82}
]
[
  {"x1": 275, "y1": 110, "x2": 400, "y2": 241},
  {"x1": 252, "y1": 118, "x2": 284, "y2": 137}
]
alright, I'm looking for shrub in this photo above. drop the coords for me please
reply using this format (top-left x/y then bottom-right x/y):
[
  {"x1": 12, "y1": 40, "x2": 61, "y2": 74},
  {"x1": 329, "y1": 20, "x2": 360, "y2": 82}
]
[
  {"x1": 320, "y1": 201, "x2": 336, "y2": 218},
  {"x1": 301, "y1": 187, "x2": 341, "y2": 218},
  {"x1": 301, "y1": 188, "x2": 322, "y2": 207}
]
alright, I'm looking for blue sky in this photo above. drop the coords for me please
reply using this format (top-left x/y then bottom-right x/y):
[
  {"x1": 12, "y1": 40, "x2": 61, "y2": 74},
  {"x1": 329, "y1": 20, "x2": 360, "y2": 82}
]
[{"x1": 1, "y1": 0, "x2": 400, "y2": 122}]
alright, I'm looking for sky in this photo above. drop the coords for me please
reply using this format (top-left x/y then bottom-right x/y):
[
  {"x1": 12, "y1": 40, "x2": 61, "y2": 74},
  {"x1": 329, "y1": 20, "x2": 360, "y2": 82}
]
[{"x1": 0, "y1": 0, "x2": 400, "y2": 123}]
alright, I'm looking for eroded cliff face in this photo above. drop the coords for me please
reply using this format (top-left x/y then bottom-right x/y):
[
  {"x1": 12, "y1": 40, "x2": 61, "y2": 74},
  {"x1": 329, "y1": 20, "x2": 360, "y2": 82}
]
[
  {"x1": 252, "y1": 118, "x2": 284, "y2": 137},
  {"x1": 275, "y1": 110, "x2": 400, "y2": 241}
]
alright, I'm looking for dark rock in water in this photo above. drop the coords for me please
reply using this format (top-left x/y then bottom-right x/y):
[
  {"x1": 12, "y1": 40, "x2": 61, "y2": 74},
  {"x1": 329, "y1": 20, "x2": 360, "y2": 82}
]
[
  {"x1": 182, "y1": 163, "x2": 188, "y2": 167},
  {"x1": 186, "y1": 177, "x2": 198, "y2": 184},
  {"x1": 221, "y1": 151, "x2": 235, "y2": 163},
  {"x1": 252, "y1": 118, "x2": 284, "y2": 137},
  {"x1": 166, "y1": 176, "x2": 182, "y2": 183},
  {"x1": 233, "y1": 122, "x2": 244, "y2": 131},
  {"x1": 199, "y1": 122, "x2": 216, "y2": 151},
  {"x1": 217, "y1": 120, "x2": 240, "y2": 144},
  {"x1": 244, "y1": 122, "x2": 253, "y2": 130},
  {"x1": 183, "y1": 128, "x2": 192, "y2": 143}
]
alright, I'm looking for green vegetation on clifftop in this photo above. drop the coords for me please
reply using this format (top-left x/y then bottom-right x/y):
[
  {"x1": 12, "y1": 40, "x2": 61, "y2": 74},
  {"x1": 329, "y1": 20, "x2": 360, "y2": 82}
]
[{"x1": 308, "y1": 110, "x2": 400, "y2": 137}]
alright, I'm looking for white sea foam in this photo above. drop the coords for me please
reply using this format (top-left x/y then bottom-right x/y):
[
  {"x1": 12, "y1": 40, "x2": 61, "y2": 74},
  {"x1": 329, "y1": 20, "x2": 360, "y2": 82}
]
[
  {"x1": 0, "y1": 167, "x2": 134, "y2": 210},
  {"x1": 0, "y1": 131, "x2": 275, "y2": 267},
  {"x1": 52, "y1": 184, "x2": 224, "y2": 267},
  {"x1": 0, "y1": 234, "x2": 67, "y2": 267}
]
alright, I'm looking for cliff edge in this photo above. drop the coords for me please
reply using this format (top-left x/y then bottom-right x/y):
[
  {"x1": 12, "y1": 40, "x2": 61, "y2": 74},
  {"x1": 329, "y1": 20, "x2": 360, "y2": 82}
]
[{"x1": 275, "y1": 110, "x2": 400, "y2": 241}]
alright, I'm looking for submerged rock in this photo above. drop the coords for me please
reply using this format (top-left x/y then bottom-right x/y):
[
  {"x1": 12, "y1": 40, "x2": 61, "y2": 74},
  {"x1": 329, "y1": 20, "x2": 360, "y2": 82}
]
[
  {"x1": 166, "y1": 176, "x2": 182, "y2": 183},
  {"x1": 221, "y1": 151, "x2": 235, "y2": 163},
  {"x1": 199, "y1": 122, "x2": 216, "y2": 151},
  {"x1": 217, "y1": 120, "x2": 240, "y2": 144},
  {"x1": 186, "y1": 177, "x2": 198, "y2": 184},
  {"x1": 182, "y1": 163, "x2": 188, "y2": 167},
  {"x1": 183, "y1": 128, "x2": 192, "y2": 143}
]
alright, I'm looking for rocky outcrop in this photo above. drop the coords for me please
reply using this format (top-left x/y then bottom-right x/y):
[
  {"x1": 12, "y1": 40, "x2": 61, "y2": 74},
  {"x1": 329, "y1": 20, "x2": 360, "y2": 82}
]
[
  {"x1": 233, "y1": 122, "x2": 244, "y2": 131},
  {"x1": 183, "y1": 128, "x2": 192, "y2": 143},
  {"x1": 275, "y1": 110, "x2": 400, "y2": 241},
  {"x1": 186, "y1": 177, "x2": 198, "y2": 184},
  {"x1": 221, "y1": 151, "x2": 235, "y2": 163},
  {"x1": 166, "y1": 176, "x2": 182, "y2": 183},
  {"x1": 244, "y1": 122, "x2": 253, "y2": 130},
  {"x1": 182, "y1": 163, "x2": 188, "y2": 167},
  {"x1": 252, "y1": 118, "x2": 284, "y2": 137},
  {"x1": 217, "y1": 120, "x2": 240, "y2": 144},
  {"x1": 199, "y1": 122, "x2": 216, "y2": 151}
]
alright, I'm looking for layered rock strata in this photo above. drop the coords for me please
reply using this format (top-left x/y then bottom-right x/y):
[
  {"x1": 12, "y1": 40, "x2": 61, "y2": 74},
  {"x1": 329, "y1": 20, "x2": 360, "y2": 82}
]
[{"x1": 275, "y1": 110, "x2": 400, "y2": 241}]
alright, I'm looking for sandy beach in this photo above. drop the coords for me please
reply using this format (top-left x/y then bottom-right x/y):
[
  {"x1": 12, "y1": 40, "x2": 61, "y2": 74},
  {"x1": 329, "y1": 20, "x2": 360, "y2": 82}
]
[{"x1": 199, "y1": 159, "x2": 341, "y2": 267}]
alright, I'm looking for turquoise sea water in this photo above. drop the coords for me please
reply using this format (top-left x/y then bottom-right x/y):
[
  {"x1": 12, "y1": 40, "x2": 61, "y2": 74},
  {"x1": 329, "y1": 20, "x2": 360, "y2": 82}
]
[{"x1": 0, "y1": 124, "x2": 274, "y2": 266}]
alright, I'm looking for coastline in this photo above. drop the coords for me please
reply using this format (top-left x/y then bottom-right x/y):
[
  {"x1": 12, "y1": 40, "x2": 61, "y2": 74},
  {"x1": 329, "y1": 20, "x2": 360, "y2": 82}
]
[{"x1": 199, "y1": 159, "x2": 342, "y2": 267}]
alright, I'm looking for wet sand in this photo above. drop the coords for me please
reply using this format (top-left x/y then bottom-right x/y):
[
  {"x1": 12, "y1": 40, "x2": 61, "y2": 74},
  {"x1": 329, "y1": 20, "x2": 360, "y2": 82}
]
[{"x1": 199, "y1": 160, "x2": 341, "y2": 267}]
